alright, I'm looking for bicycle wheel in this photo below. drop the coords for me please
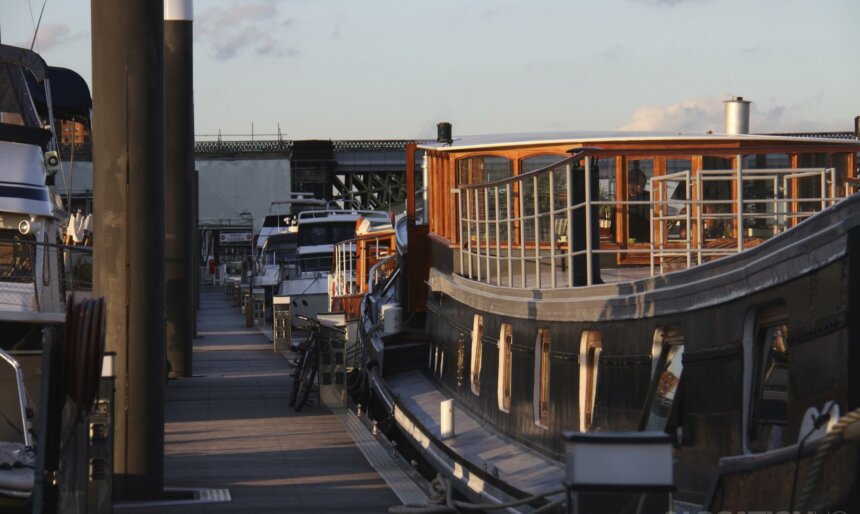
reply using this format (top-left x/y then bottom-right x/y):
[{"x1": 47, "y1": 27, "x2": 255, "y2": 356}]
[{"x1": 294, "y1": 345, "x2": 319, "y2": 412}]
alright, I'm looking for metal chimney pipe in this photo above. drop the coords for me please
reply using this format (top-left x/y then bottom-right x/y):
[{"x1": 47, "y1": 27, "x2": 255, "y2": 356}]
[
  {"x1": 854, "y1": 115, "x2": 859, "y2": 139},
  {"x1": 437, "y1": 122, "x2": 452, "y2": 144},
  {"x1": 724, "y1": 96, "x2": 752, "y2": 135}
]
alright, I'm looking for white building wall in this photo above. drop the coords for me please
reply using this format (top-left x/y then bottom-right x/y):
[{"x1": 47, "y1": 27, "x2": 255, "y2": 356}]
[
  {"x1": 197, "y1": 158, "x2": 291, "y2": 232},
  {"x1": 54, "y1": 158, "x2": 291, "y2": 233}
]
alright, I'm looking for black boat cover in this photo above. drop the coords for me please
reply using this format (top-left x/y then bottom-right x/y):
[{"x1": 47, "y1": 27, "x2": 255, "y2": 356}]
[
  {"x1": 0, "y1": 44, "x2": 47, "y2": 82},
  {"x1": 27, "y1": 66, "x2": 92, "y2": 122}
]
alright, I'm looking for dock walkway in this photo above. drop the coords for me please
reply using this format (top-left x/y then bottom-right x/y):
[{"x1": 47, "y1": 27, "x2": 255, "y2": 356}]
[{"x1": 119, "y1": 286, "x2": 401, "y2": 513}]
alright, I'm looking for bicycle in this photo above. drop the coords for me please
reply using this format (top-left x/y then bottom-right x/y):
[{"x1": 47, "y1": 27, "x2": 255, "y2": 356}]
[
  {"x1": 289, "y1": 315, "x2": 347, "y2": 411},
  {"x1": 289, "y1": 315, "x2": 319, "y2": 409}
]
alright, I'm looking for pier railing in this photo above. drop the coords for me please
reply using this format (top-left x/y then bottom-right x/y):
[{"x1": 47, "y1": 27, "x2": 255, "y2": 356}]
[{"x1": 456, "y1": 154, "x2": 844, "y2": 289}]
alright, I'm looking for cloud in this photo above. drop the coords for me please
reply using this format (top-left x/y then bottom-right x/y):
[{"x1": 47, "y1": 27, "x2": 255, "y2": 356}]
[
  {"x1": 21, "y1": 24, "x2": 86, "y2": 52},
  {"x1": 618, "y1": 97, "x2": 724, "y2": 133},
  {"x1": 600, "y1": 44, "x2": 624, "y2": 61},
  {"x1": 619, "y1": 94, "x2": 846, "y2": 134},
  {"x1": 482, "y1": 5, "x2": 511, "y2": 18},
  {"x1": 196, "y1": 2, "x2": 296, "y2": 61},
  {"x1": 627, "y1": 0, "x2": 708, "y2": 6}
]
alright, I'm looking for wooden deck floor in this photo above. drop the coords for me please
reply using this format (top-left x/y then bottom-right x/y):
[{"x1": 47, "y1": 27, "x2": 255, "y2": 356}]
[{"x1": 118, "y1": 286, "x2": 400, "y2": 514}]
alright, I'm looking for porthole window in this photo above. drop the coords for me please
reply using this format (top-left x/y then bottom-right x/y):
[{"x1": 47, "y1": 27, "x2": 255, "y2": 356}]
[
  {"x1": 750, "y1": 320, "x2": 789, "y2": 452},
  {"x1": 497, "y1": 323, "x2": 513, "y2": 413},
  {"x1": 640, "y1": 326, "x2": 685, "y2": 432},
  {"x1": 470, "y1": 315, "x2": 483, "y2": 396},
  {"x1": 578, "y1": 330, "x2": 602, "y2": 432},
  {"x1": 534, "y1": 328, "x2": 551, "y2": 427}
]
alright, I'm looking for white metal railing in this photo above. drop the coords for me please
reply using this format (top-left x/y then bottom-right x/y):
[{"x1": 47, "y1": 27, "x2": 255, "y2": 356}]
[
  {"x1": 331, "y1": 233, "x2": 396, "y2": 298},
  {"x1": 456, "y1": 153, "x2": 844, "y2": 290}
]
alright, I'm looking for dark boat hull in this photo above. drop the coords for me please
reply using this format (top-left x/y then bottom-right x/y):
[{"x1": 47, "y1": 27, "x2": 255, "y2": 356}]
[{"x1": 415, "y1": 194, "x2": 860, "y2": 505}]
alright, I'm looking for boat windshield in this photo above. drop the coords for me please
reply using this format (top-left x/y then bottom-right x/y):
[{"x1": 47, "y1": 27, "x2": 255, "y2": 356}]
[
  {"x1": 298, "y1": 222, "x2": 356, "y2": 247},
  {"x1": 0, "y1": 61, "x2": 41, "y2": 129},
  {"x1": 0, "y1": 230, "x2": 36, "y2": 282},
  {"x1": 263, "y1": 234, "x2": 297, "y2": 265}
]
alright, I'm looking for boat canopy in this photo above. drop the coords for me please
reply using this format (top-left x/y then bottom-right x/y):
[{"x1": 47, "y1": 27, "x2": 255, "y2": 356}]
[
  {"x1": 0, "y1": 44, "x2": 51, "y2": 147},
  {"x1": 0, "y1": 44, "x2": 47, "y2": 82},
  {"x1": 27, "y1": 66, "x2": 92, "y2": 122}
]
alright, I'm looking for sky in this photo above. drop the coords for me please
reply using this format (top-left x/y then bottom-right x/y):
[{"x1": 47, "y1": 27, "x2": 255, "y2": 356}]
[{"x1": 2, "y1": 0, "x2": 859, "y2": 140}]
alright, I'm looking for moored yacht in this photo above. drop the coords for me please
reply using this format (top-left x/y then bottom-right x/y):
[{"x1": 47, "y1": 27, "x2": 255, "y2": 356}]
[
  {"x1": 0, "y1": 43, "x2": 100, "y2": 512},
  {"x1": 271, "y1": 208, "x2": 390, "y2": 336}
]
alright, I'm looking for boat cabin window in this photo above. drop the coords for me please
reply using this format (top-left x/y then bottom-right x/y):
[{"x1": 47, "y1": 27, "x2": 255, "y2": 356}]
[
  {"x1": 596, "y1": 158, "x2": 618, "y2": 241},
  {"x1": 470, "y1": 315, "x2": 483, "y2": 396},
  {"x1": 700, "y1": 156, "x2": 736, "y2": 241},
  {"x1": 298, "y1": 253, "x2": 332, "y2": 274},
  {"x1": 498, "y1": 323, "x2": 513, "y2": 413},
  {"x1": 749, "y1": 318, "x2": 789, "y2": 453},
  {"x1": 627, "y1": 159, "x2": 654, "y2": 244},
  {"x1": 534, "y1": 328, "x2": 551, "y2": 427},
  {"x1": 457, "y1": 156, "x2": 512, "y2": 185},
  {"x1": 0, "y1": 231, "x2": 36, "y2": 282},
  {"x1": 579, "y1": 330, "x2": 602, "y2": 432},
  {"x1": 298, "y1": 222, "x2": 356, "y2": 247},
  {"x1": 522, "y1": 155, "x2": 567, "y2": 243},
  {"x1": 640, "y1": 326, "x2": 685, "y2": 432}
]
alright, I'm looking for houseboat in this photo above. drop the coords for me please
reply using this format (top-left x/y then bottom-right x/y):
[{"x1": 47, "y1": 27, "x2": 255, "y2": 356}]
[{"x1": 357, "y1": 104, "x2": 860, "y2": 511}]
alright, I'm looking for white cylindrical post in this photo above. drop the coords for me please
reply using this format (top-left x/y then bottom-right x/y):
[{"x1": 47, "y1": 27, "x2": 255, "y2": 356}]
[{"x1": 440, "y1": 399, "x2": 455, "y2": 440}]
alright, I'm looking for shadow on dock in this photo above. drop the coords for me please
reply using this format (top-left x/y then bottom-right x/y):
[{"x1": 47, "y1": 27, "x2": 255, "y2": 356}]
[{"x1": 118, "y1": 286, "x2": 400, "y2": 513}]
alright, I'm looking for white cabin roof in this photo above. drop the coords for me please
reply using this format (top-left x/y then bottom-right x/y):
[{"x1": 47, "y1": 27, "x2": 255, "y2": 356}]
[{"x1": 417, "y1": 130, "x2": 860, "y2": 152}]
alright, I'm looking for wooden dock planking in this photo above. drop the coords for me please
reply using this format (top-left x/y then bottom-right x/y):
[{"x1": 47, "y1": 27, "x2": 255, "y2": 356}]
[{"x1": 118, "y1": 286, "x2": 401, "y2": 514}]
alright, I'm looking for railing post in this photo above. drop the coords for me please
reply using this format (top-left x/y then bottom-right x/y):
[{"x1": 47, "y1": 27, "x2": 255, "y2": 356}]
[
  {"x1": 736, "y1": 154, "x2": 744, "y2": 253},
  {"x1": 520, "y1": 183, "x2": 526, "y2": 288},
  {"x1": 533, "y1": 175, "x2": 541, "y2": 289},
  {"x1": 465, "y1": 188, "x2": 473, "y2": 279},
  {"x1": 566, "y1": 163, "x2": 573, "y2": 287},
  {"x1": 457, "y1": 189, "x2": 465, "y2": 277},
  {"x1": 549, "y1": 169, "x2": 557, "y2": 288},
  {"x1": 475, "y1": 189, "x2": 482, "y2": 282},
  {"x1": 685, "y1": 170, "x2": 692, "y2": 269},
  {"x1": 485, "y1": 188, "x2": 491, "y2": 284},
  {"x1": 584, "y1": 157, "x2": 593, "y2": 286},
  {"x1": 494, "y1": 186, "x2": 501, "y2": 286},
  {"x1": 506, "y1": 184, "x2": 513, "y2": 288},
  {"x1": 696, "y1": 172, "x2": 703, "y2": 265}
]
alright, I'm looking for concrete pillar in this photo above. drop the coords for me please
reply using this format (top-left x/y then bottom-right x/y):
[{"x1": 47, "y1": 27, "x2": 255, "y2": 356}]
[
  {"x1": 164, "y1": 0, "x2": 195, "y2": 377},
  {"x1": 91, "y1": 0, "x2": 165, "y2": 500}
]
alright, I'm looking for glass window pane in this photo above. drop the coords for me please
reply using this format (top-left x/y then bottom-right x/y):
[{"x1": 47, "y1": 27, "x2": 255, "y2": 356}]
[
  {"x1": 749, "y1": 322, "x2": 789, "y2": 452},
  {"x1": 644, "y1": 345, "x2": 684, "y2": 432},
  {"x1": 458, "y1": 156, "x2": 513, "y2": 185},
  {"x1": 627, "y1": 159, "x2": 653, "y2": 243}
]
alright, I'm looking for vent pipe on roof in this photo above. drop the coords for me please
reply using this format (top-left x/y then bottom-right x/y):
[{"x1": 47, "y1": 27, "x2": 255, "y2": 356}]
[
  {"x1": 724, "y1": 96, "x2": 751, "y2": 135},
  {"x1": 437, "y1": 122, "x2": 453, "y2": 144},
  {"x1": 854, "y1": 115, "x2": 859, "y2": 139}
]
